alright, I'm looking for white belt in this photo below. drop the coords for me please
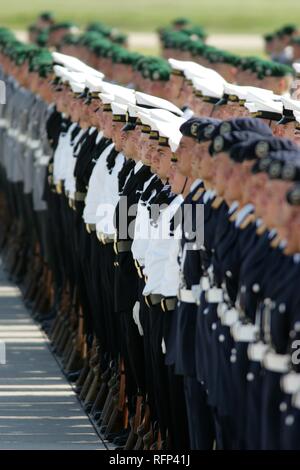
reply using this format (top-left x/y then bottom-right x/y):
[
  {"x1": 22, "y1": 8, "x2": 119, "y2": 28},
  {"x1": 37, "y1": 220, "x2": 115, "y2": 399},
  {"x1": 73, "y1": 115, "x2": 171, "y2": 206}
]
[
  {"x1": 178, "y1": 289, "x2": 195, "y2": 304},
  {"x1": 8, "y1": 128, "x2": 17, "y2": 138},
  {"x1": 201, "y1": 276, "x2": 210, "y2": 291},
  {"x1": 221, "y1": 307, "x2": 239, "y2": 327},
  {"x1": 27, "y1": 139, "x2": 40, "y2": 150},
  {"x1": 248, "y1": 342, "x2": 268, "y2": 362},
  {"x1": 0, "y1": 118, "x2": 7, "y2": 128},
  {"x1": 231, "y1": 322, "x2": 259, "y2": 342},
  {"x1": 35, "y1": 149, "x2": 50, "y2": 166},
  {"x1": 18, "y1": 133, "x2": 27, "y2": 143},
  {"x1": 263, "y1": 351, "x2": 290, "y2": 373},
  {"x1": 292, "y1": 391, "x2": 300, "y2": 409},
  {"x1": 281, "y1": 372, "x2": 300, "y2": 395},
  {"x1": 205, "y1": 287, "x2": 223, "y2": 303}
]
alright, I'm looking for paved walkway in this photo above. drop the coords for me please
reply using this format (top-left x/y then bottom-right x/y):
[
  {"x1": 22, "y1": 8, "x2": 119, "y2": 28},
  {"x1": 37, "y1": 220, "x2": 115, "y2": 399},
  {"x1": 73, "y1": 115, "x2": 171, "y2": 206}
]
[{"x1": 0, "y1": 261, "x2": 104, "y2": 450}]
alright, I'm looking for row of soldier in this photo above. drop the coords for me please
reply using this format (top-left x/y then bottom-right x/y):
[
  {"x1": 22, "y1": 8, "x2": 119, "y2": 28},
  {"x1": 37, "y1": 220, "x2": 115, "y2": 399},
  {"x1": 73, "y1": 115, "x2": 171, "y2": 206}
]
[{"x1": 1, "y1": 25, "x2": 300, "y2": 451}]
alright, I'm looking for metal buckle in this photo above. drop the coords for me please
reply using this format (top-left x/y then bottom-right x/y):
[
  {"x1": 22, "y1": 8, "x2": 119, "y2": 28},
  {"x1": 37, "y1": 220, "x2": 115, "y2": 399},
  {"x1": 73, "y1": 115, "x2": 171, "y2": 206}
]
[
  {"x1": 144, "y1": 296, "x2": 150, "y2": 308},
  {"x1": 86, "y1": 223, "x2": 91, "y2": 234},
  {"x1": 160, "y1": 299, "x2": 166, "y2": 312}
]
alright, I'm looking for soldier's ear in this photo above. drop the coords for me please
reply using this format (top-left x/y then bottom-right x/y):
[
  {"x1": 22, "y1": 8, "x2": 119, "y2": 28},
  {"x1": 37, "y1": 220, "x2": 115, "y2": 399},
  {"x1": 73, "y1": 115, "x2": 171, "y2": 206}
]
[{"x1": 278, "y1": 78, "x2": 286, "y2": 93}]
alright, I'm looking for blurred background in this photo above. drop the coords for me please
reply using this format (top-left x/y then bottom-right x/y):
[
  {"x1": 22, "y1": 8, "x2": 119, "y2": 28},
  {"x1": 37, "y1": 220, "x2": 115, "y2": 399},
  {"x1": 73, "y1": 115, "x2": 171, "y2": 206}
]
[{"x1": 2, "y1": 0, "x2": 300, "y2": 56}]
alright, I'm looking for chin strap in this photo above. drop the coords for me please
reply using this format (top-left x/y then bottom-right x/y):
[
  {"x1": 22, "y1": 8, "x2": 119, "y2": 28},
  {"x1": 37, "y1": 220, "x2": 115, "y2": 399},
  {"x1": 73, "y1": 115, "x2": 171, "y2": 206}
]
[{"x1": 180, "y1": 177, "x2": 188, "y2": 195}]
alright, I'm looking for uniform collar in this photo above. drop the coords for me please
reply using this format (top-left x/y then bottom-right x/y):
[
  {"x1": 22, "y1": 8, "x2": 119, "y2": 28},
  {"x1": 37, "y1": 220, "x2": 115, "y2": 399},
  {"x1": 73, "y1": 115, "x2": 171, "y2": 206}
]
[
  {"x1": 134, "y1": 160, "x2": 144, "y2": 174},
  {"x1": 228, "y1": 200, "x2": 239, "y2": 215},
  {"x1": 190, "y1": 178, "x2": 202, "y2": 193},
  {"x1": 88, "y1": 126, "x2": 96, "y2": 135},
  {"x1": 96, "y1": 131, "x2": 104, "y2": 144},
  {"x1": 235, "y1": 203, "x2": 254, "y2": 227}
]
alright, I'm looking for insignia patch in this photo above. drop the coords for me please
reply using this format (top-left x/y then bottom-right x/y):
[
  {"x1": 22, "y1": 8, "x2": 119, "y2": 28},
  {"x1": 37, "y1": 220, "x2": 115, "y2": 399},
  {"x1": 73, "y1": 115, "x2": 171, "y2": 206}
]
[
  {"x1": 282, "y1": 164, "x2": 296, "y2": 181},
  {"x1": 203, "y1": 124, "x2": 216, "y2": 139},
  {"x1": 213, "y1": 135, "x2": 224, "y2": 152},
  {"x1": 255, "y1": 141, "x2": 269, "y2": 158},
  {"x1": 190, "y1": 122, "x2": 199, "y2": 137},
  {"x1": 269, "y1": 161, "x2": 282, "y2": 178},
  {"x1": 192, "y1": 187, "x2": 204, "y2": 201},
  {"x1": 220, "y1": 121, "x2": 231, "y2": 135},
  {"x1": 259, "y1": 157, "x2": 271, "y2": 171},
  {"x1": 290, "y1": 186, "x2": 300, "y2": 205}
]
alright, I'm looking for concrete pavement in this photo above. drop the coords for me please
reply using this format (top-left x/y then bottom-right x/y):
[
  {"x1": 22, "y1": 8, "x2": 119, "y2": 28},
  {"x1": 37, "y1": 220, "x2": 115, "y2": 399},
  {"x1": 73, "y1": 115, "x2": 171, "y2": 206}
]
[{"x1": 0, "y1": 261, "x2": 104, "y2": 450}]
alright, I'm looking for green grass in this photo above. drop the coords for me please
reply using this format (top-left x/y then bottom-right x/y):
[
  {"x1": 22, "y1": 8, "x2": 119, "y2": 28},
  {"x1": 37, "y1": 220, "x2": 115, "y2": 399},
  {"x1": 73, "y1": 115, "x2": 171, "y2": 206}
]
[{"x1": 1, "y1": 0, "x2": 300, "y2": 34}]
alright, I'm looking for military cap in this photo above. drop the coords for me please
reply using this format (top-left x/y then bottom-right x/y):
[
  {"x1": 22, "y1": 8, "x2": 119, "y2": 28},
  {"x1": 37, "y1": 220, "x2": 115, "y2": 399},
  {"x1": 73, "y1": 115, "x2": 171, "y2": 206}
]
[
  {"x1": 212, "y1": 131, "x2": 298, "y2": 160},
  {"x1": 278, "y1": 154, "x2": 300, "y2": 181},
  {"x1": 36, "y1": 30, "x2": 49, "y2": 47},
  {"x1": 286, "y1": 184, "x2": 300, "y2": 205},
  {"x1": 180, "y1": 25, "x2": 207, "y2": 41},
  {"x1": 211, "y1": 117, "x2": 273, "y2": 142},
  {"x1": 39, "y1": 11, "x2": 55, "y2": 22},
  {"x1": 264, "y1": 33, "x2": 274, "y2": 42},
  {"x1": 196, "y1": 119, "x2": 222, "y2": 141},
  {"x1": 135, "y1": 91, "x2": 182, "y2": 116},
  {"x1": 69, "y1": 81, "x2": 86, "y2": 94},
  {"x1": 254, "y1": 59, "x2": 293, "y2": 79},
  {"x1": 111, "y1": 102, "x2": 128, "y2": 122},
  {"x1": 49, "y1": 22, "x2": 77, "y2": 32},
  {"x1": 280, "y1": 24, "x2": 297, "y2": 36},
  {"x1": 278, "y1": 96, "x2": 300, "y2": 123},
  {"x1": 210, "y1": 131, "x2": 270, "y2": 157},
  {"x1": 172, "y1": 18, "x2": 191, "y2": 27},
  {"x1": 192, "y1": 76, "x2": 225, "y2": 103},
  {"x1": 245, "y1": 96, "x2": 283, "y2": 121},
  {"x1": 180, "y1": 117, "x2": 211, "y2": 139},
  {"x1": 230, "y1": 137, "x2": 299, "y2": 163},
  {"x1": 188, "y1": 40, "x2": 207, "y2": 57}
]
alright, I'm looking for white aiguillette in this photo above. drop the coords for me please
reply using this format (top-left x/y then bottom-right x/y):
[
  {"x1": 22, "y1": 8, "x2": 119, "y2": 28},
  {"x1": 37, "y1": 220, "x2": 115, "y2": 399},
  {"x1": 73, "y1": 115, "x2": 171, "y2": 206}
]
[
  {"x1": 292, "y1": 390, "x2": 300, "y2": 409},
  {"x1": 191, "y1": 284, "x2": 202, "y2": 304},
  {"x1": 281, "y1": 372, "x2": 300, "y2": 395},
  {"x1": 263, "y1": 351, "x2": 290, "y2": 373},
  {"x1": 178, "y1": 288, "x2": 196, "y2": 303},
  {"x1": 217, "y1": 302, "x2": 228, "y2": 319},
  {"x1": 231, "y1": 321, "x2": 259, "y2": 342},
  {"x1": 205, "y1": 287, "x2": 223, "y2": 303},
  {"x1": 247, "y1": 341, "x2": 268, "y2": 362},
  {"x1": 201, "y1": 276, "x2": 210, "y2": 291},
  {"x1": 221, "y1": 307, "x2": 239, "y2": 327}
]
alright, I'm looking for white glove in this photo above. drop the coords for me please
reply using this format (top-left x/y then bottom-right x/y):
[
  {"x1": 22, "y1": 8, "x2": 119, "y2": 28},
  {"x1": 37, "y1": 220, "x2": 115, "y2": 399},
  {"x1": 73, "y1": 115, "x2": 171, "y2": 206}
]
[{"x1": 133, "y1": 301, "x2": 143, "y2": 336}]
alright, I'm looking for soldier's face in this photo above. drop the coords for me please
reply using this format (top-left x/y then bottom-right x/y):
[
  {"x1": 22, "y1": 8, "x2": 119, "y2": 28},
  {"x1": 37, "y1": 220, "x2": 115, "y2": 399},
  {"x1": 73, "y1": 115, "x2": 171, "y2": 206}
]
[
  {"x1": 123, "y1": 128, "x2": 139, "y2": 159},
  {"x1": 164, "y1": 75, "x2": 183, "y2": 103},
  {"x1": 266, "y1": 181, "x2": 294, "y2": 229},
  {"x1": 176, "y1": 137, "x2": 197, "y2": 176},
  {"x1": 102, "y1": 113, "x2": 113, "y2": 139},
  {"x1": 240, "y1": 161, "x2": 256, "y2": 205},
  {"x1": 156, "y1": 146, "x2": 172, "y2": 180},
  {"x1": 176, "y1": 136, "x2": 197, "y2": 176},
  {"x1": 214, "y1": 153, "x2": 233, "y2": 197},
  {"x1": 198, "y1": 153, "x2": 214, "y2": 183},
  {"x1": 112, "y1": 122, "x2": 124, "y2": 152},
  {"x1": 169, "y1": 163, "x2": 188, "y2": 194},
  {"x1": 282, "y1": 209, "x2": 300, "y2": 254},
  {"x1": 149, "y1": 142, "x2": 160, "y2": 173},
  {"x1": 273, "y1": 121, "x2": 296, "y2": 140},
  {"x1": 193, "y1": 99, "x2": 215, "y2": 117},
  {"x1": 191, "y1": 142, "x2": 208, "y2": 178},
  {"x1": 224, "y1": 164, "x2": 246, "y2": 203},
  {"x1": 139, "y1": 138, "x2": 153, "y2": 166}
]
